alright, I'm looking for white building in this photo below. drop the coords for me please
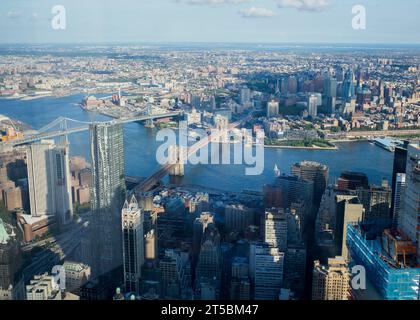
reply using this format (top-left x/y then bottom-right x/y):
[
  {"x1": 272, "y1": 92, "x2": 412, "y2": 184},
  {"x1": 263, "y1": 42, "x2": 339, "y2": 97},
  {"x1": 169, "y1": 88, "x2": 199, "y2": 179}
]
[
  {"x1": 63, "y1": 261, "x2": 91, "y2": 294},
  {"x1": 186, "y1": 108, "x2": 202, "y2": 125},
  {"x1": 266, "y1": 101, "x2": 279, "y2": 118},
  {"x1": 26, "y1": 274, "x2": 62, "y2": 300},
  {"x1": 264, "y1": 208, "x2": 287, "y2": 252},
  {"x1": 308, "y1": 94, "x2": 318, "y2": 118},
  {"x1": 26, "y1": 140, "x2": 73, "y2": 225}
]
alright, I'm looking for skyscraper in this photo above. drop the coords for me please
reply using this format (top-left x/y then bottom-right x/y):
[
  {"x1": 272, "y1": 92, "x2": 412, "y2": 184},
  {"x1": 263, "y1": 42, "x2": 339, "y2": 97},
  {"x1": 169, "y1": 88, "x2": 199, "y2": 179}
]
[
  {"x1": 392, "y1": 173, "x2": 406, "y2": 227},
  {"x1": 26, "y1": 140, "x2": 73, "y2": 225},
  {"x1": 274, "y1": 175, "x2": 314, "y2": 209},
  {"x1": 240, "y1": 87, "x2": 252, "y2": 107},
  {"x1": 252, "y1": 244, "x2": 284, "y2": 300},
  {"x1": 90, "y1": 123, "x2": 126, "y2": 277},
  {"x1": 291, "y1": 161, "x2": 329, "y2": 206},
  {"x1": 335, "y1": 195, "x2": 364, "y2": 259},
  {"x1": 342, "y1": 69, "x2": 356, "y2": 102},
  {"x1": 0, "y1": 219, "x2": 22, "y2": 300},
  {"x1": 195, "y1": 228, "x2": 222, "y2": 286},
  {"x1": 264, "y1": 208, "x2": 287, "y2": 252},
  {"x1": 324, "y1": 76, "x2": 337, "y2": 98},
  {"x1": 337, "y1": 171, "x2": 369, "y2": 191},
  {"x1": 323, "y1": 75, "x2": 337, "y2": 115},
  {"x1": 390, "y1": 141, "x2": 409, "y2": 216},
  {"x1": 225, "y1": 204, "x2": 253, "y2": 233},
  {"x1": 312, "y1": 256, "x2": 350, "y2": 300},
  {"x1": 284, "y1": 247, "x2": 306, "y2": 296},
  {"x1": 356, "y1": 180, "x2": 392, "y2": 222},
  {"x1": 192, "y1": 212, "x2": 215, "y2": 264},
  {"x1": 266, "y1": 100, "x2": 279, "y2": 118},
  {"x1": 160, "y1": 250, "x2": 186, "y2": 299},
  {"x1": 122, "y1": 196, "x2": 144, "y2": 294},
  {"x1": 308, "y1": 94, "x2": 318, "y2": 118},
  {"x1": 399, "y1": 143, "x2": 420, "y2": 261}
]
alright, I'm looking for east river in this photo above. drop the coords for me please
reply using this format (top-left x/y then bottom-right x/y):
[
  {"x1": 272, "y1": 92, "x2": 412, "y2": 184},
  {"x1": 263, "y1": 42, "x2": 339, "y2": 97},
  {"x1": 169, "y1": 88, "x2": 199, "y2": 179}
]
[{"x1": 0, "y1": 94, "x2": 393, "y2": 192}]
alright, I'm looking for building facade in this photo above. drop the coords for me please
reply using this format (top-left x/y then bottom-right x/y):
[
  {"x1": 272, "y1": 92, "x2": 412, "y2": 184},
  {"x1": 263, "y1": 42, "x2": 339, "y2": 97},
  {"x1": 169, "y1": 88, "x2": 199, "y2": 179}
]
[
  {"x1": 26, "y1": 140, "x2": 73, "y2": 225},
  {"x1": 122, "y1": 196, "x2": 144, "y2": 294},
  {"x1": 89, "y1": 123, "x2": 126, "y2": 277},
  {"x1": 312, "y1": 256, "x2": 350, "y2": 300}
]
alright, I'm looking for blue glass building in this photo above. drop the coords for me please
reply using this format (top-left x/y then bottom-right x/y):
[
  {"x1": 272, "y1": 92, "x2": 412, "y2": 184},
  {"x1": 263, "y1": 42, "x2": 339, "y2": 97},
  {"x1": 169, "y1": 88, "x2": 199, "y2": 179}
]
[{"x1": 347, "y1": 223, "x2": 420, "y2": 300}]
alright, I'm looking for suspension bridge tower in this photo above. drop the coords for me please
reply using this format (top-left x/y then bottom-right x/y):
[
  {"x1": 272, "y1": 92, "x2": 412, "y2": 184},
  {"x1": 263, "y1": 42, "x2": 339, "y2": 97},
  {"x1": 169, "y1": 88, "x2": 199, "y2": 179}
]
[
  {"x1": 144, "y1": 105, "x2": 155, "y2": 128},
  {"x1": 168, "y1": 145, "x2": 185, "y2": 177}
]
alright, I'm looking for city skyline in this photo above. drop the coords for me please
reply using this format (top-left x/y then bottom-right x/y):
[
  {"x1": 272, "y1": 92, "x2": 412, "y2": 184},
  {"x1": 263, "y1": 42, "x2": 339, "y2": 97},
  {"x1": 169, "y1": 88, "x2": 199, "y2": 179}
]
[
  {"x1": 0, "y1": 2, "x2": 419, "y2": 301},
  {"x1": 0, "y1": 0, "x2": 419, "y2": 45}
]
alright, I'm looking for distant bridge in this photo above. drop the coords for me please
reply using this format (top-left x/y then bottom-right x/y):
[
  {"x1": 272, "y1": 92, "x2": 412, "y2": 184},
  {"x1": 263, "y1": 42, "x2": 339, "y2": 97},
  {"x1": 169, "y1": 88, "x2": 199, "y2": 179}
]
[{"x1": 2, "y1": 111, "x2": 182, "y2": 147}]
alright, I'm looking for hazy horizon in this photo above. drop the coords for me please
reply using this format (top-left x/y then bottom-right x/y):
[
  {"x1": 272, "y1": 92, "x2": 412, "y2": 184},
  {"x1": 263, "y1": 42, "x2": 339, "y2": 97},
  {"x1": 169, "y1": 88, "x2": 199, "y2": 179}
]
[{"x1": 1, "y1": 0, "x2": 419, "y2": 45}]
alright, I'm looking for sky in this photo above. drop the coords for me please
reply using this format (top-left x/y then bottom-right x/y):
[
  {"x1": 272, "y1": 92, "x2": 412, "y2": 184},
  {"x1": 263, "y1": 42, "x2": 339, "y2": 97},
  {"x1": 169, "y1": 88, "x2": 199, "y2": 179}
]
[{"x1": 0, "y1": 0, "x2": 419, "y2": 44}]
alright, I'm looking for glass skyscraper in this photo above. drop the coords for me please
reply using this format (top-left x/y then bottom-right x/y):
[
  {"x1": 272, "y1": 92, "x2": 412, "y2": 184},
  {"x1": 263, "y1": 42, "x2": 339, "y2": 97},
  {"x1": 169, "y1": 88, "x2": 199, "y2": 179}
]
[{"x1": 90, "y1": 123, "x2": 126, "y2": 277}]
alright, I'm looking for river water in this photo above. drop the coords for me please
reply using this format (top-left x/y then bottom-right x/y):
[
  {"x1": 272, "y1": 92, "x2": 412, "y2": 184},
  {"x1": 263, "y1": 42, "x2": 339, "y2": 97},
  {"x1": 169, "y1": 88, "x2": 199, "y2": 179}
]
[{"x1": 0, "y1": 94, "x2": 393, "y2": 192}]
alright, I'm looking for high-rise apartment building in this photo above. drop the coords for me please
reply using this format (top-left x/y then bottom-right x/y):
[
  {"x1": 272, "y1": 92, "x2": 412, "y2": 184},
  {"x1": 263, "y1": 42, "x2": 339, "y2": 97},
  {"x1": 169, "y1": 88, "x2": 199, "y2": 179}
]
[
  {"x1": 308, "y1": 94, "x2": 318, "y2": 118},
  {"x1": 291, "y1": 161, "x2": 329, "y2": 205},
  {"x1": 342, "y1": 69, "x2": 356, "y2": 102},
  {"x1": 337, "y1": 171, "x2": 369, "y2": 191},
  {"x1": 392, "y1": 173, "x2": 406, "y2": 226},
  {"x1": 335, "y1": 195, "x2": 364, "y2": 259},
  {"x1": 240, "y1": 87, "x2": 252, "y2": 107},
  {"x1": 90, "y1": 123, "x2": 126, "y2": 277},
  {"x1": 312, "y1": 256, "x2": 350, "y2": 300},
  {"x1": 196, "y1": 228, "x2": 222, "y2": 288},
  {"x1": 122, "y1": 196, "x2": 144, "y2": 294},
  {"x1": 390, "y1": 141, "x2": 409, "y2": 215},
  {"x1": 230, "y1": 279, "x2": 251, "y2": 300},
  {"x1": 252, "y1": 244, "x2": 284, "y2": 300},
  {"x1": 144, "y1": 229, "x2": 157, "y2": 263},
  {"x1": 264, "y1": 208, "x2": 287, "y2": 252},
  {"x1": 192, "y1": 212, "x2": 215, "y2": 264},
  {"x1": 266, "y1": 100, "x2": 279, "y2": 118},
  {"x1": 225, "y1": 204, "x2": 253, "y2": 233},
  {"x1": 399, "y1": 143, "x2": 420, "y2": 260},
  {"x1": 159, "y1": 250, "x2": 186, "y2": 299},
  {"x1": 356, "y1": 179, "x2": 392, "y2": 221},
  {"x1": 0, "y1": 219, "x2": 22, "y2": 300},
  {"x1": 26, "y1": 140, "x2": 73, "y2": 225},
  {"x1": 324, "y1": 76, "x2": 337, "y2": 98},
  {"x1": 273, "y1": 175, "x2": 314, "y2": 209},
  {"x1": 284, "y1": 247, "x2": 306, "y2": 296}
]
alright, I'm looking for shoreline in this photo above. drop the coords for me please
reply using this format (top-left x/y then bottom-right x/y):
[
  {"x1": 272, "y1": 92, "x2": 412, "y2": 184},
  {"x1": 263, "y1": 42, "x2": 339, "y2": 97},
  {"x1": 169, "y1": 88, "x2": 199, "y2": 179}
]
[{"x1": 263, "y1": 144, "x2": 338, "y2": 150}]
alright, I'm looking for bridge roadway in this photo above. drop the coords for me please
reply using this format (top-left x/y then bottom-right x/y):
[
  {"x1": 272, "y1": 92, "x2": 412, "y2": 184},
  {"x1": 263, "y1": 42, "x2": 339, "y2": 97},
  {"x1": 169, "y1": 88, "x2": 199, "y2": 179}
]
[
  {"x1": 4, "y1": 111, "x2": 181, "y2": 147},
  {"x1": 136, "y1": 116, "x2": 249, "y2": 193}
]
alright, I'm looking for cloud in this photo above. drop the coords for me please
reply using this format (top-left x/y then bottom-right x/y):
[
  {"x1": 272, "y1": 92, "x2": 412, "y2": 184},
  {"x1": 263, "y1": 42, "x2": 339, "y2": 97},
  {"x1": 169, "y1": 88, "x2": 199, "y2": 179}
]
[
  {"x1": 7, "y1": 11, "x2": 21, "y2": 19},
  {"x1": 180, "y1": 0, "x2": 252, "y2": 5},
  {"x1": 239, "y1": 7, "x2": 276, "y2": 18},
  {"x1": 276, "y1": 0, "x2": 329, "y2": 12}
]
